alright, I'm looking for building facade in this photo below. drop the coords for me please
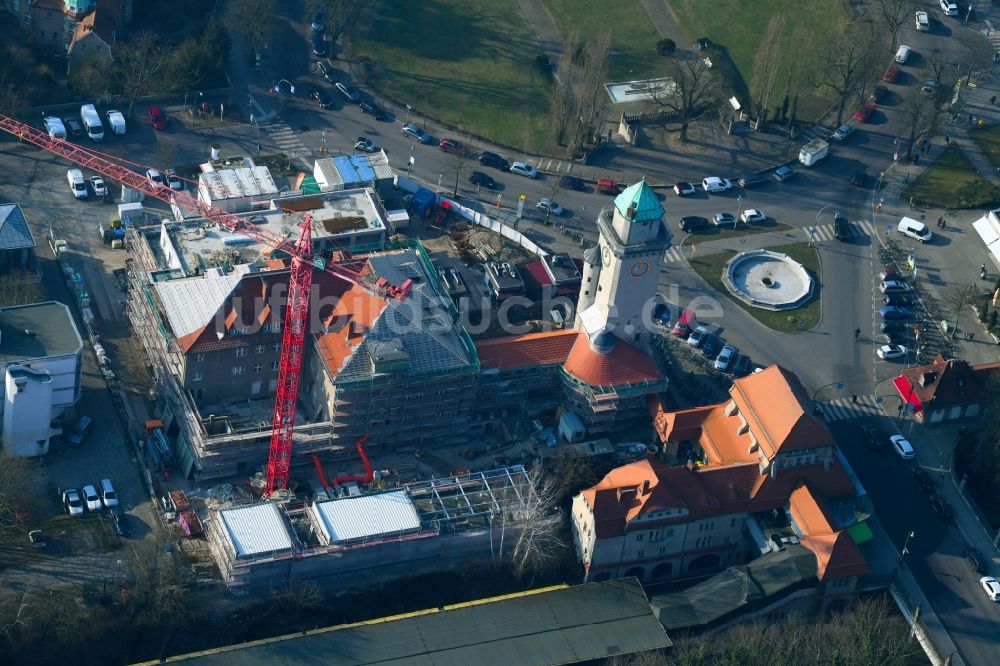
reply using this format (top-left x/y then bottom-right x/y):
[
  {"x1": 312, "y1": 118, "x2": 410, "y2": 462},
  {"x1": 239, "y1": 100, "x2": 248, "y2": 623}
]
[{"x1": 2, "y1": 0, "x2": 130, "y2": 58}]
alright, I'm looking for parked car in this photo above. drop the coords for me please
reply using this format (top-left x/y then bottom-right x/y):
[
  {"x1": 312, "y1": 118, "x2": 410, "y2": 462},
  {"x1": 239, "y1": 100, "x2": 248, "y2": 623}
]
[
  {"x1": 890, "y1": 434, "x2": 915, "y2": 459},
  {"x1": 686, "y1": 325, "x2": 709, "y2": 347},
  {"x1": 559, "y1": 175, "x2": 585, "y2": 191},
  {"x1": 312, "y1": 34, "x2": 328, "y2": 57},
  {"x1": 354, "y1": 137, "x2": 377, "y2": 153},
  {"x1": 741, "y1": 209, "x2": 766, "y2": 224},
  {"x1": 479, "y1": 151, "x2": 509, "y2": 171},
  {"x1": 738, "y1": 173, "x2": 766, "y2": 188},
  {"x1": 679, "y1": 215, "x2": 709, "y2": 232},
  {"x1": 311, "y1": 9, "x2": 325, "y2": 32},
  {"x1": 674, "y1": 181, "x2": 696, "y2": 196},
  {"x1": 166, "y1": 168, "x2": 183, "y2": 191},
  {"x1": 713, "y1": 212, "x2": 737, "y2": 226},
  {"x1": 880, "y1": 305, "x2": 911, "y2": 319},
  {"x1": 928, "y1": 494, "x2": 953, "y2": 520},
  {"x1": 883, "y1": 293, "x2": 910, "y2": 306},
  {"x1": 854, "y1": 103, "x2": 877, "y2": 122},
  {"x1": 29, "y1": 530, "x2": 46, "y2": 548},
  {"x1": 316, "y1": 60, "x2": 333, "y2": 81},
  {"x1": 67, "y1": 169, "x2": 88, "y2": 199},
  {"x1": 63, "y1": 117, "x2": 83, "y2": 136},
  {"x1": 880, "y1": 319, "x2": 905, "y2": 333},
  {"x1": 880, "y1": 278, "x2": 911, "y2": 293},
  {"x1": 916, "y1": 10, "x2": 930, "y2": 30},
  {"x1": 939, "y1": 0, "x2": 958, "y2": 17},
  {"x1": 99, "y1": 479, "x2": 118, "y2": 508},
  {"x1": 81, "y1": 484, "x2": 102, "y2": 512},
  {"x1": 145, "y1": 168, "x2": 165, "y2": 188},
  {"x1": 310, "y1": 87, "x2": 334, "y2": 109},
  {"x1": 110, "y1": 508, "x2": 133, "y2": 538},
  {"x1": 912, "y1": 466, "x2": 933, "y2": 491},
  {"x1": 63, "y1": 489, "x2": 84, "y2": 517},
  {"x1": 653, "y1": 303, "x2": 671, "y2": 326},
  {"x1": 870, "y1": 85, "x2": 887, "y2": 103},
  {"x1": 834, "y1": 211, "x2": 849, "y2": 240},
  {"x1": 773, "y1": 166, "x2": 796, "y2": 182},
  {"x1": 898, "y1": 217, "x2": 933, "y2": 242},
  {"x1": 714, "y1": 345, "x2": 737, "y2": 372},
  {"x1": 701, "y1": 177, "x2": 732, "y2": 192},
  {"x1": 832, "y1": 124, "x2": 855, "y2": 141},
  {"x1": 701, "y1": 335, "x2": 722, "y2": 359},
  {"x1": 880, "y1": 265, "x2": 898, "y2": 280},
  {"x1": 401, "y1": 123, "x2": 433, "y2": 144},
  {"x1": 882, "y1": 66, "x2": 900, "y2": 83},
  {"x1": 965, "y1": 548, "x2": 985, "y2": 574},
  {"x1": 921, "y1": 80, "x2": 938, "y2": 97},
  {"x1": 439, "y1": 138, "x2": 467, "y2": 155},
  {"x1": 147, "y1": 106, "x2": 168, "y2": 130},
  {"x1": 334, "y1": 81, "x2": 360, "y2": 103},
  {"x1": 359, "y1": 100, "x2": 388, "y2": 120},
  {"x1": 536, "y1": 198, "x2": 564, "y2": 216},
  {"x1": 89, "y1": 175, "x2": 107, "y2": 198},
  {"x1": 469, "y1": 171, "x2": 497, "y2": 189},
  {"x1": 861, "y1": 424, "x2": 884, "y2": 452},
  {"x1": 509, "y1": 161, "x2": 538, "y2": 178},
  {"x1": 876, "y1": 344, "x2": 907, "y2": 360},
  {"x1": 67, "y1": 415, "x2": 93, "y2": 447},
  {"x1": 980, "y1": 576, "x2": 1000, "y2": 602}
]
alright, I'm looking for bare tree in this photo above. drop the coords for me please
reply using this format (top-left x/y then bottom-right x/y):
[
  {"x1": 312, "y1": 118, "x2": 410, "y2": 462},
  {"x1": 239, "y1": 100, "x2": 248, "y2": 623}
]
[
  {"x1": 444, "y1": 148, "x2": 470, "y2": 198},
  {"x1": 751, "y1": 15, "x2": 786, "y2": 128},
  {"x1": 574, "y1": 30, "x2": 611, "y2": 152},
  {"x1": 810, "y1": 23, "x2": 883, "y2": 126},
  {"x1": 490, "y1": 467, "x2": 565, "y2": 580},
  {"x1": 959, "y1": 34, "x2": 995, "y2": 88},
  {"x1": 311, "y1": 0, "x2": 375, "y2": 44},
  {"x1": 899, "y1": 89, "x2": 941, "y2": 159},
  {"x1": 873, "y1": 0, "x2": 919, "y2": 50},
  {"x1": 943, "y1": 284, "x2": 979, "y2": 340},
  {"x1": 648, "y1": 54, "x2": 721, "y2": 142},
  {"x1": 112, "y1": 33, "x2": 170, "y2": 116},
  {"x1": 232, "y1": 0, "x2": 273, "y2": 61},
  {"x1": 0, "y1": 446, "x2": 44, "y2": 525}
]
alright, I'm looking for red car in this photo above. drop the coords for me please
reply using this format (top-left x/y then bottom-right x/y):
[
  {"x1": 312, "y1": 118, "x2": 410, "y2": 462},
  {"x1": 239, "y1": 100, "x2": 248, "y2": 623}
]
[
  {"x1": 853, "y1": 103, "x2": 877, "y2": 122},
  {"x1": 870, "y1": 85, "x2": 887, "y2": 103},
  {"x1": 147, "y1": 106, "x2": 168, "y2": 130},
  {"x1": 882, "y1": 66, "x2": 900, "y2": 83},
  {"x1": 673, "y1": 182, "x2": 696, "y2": 196},
  {"x1": 439, "y1": 138, "x2": 467, "y2": 155}
]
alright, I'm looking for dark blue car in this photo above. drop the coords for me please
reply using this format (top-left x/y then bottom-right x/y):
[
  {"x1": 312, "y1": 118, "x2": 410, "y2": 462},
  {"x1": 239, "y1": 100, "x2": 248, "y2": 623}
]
[
  {"x1": 312, "y1": 34, "x2": 327, "y2": 57},
  {"x1": 880, "y1": 305, "x2": 911, "y2": 320}
]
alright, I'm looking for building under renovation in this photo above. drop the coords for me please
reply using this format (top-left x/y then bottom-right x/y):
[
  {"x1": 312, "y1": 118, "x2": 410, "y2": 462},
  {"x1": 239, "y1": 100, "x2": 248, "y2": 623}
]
[
  {"x1": 127, "y1": 179, "x2": 672, "y2": 480},
  {"x1": 206, "y1": 466, "x2": 546, "y2": 589}
]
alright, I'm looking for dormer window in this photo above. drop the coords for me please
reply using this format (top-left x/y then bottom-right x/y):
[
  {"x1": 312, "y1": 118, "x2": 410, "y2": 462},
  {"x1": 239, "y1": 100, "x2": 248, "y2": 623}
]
[
  {"x1": 724, "y1": 400, "x2": 738, "y2": 416},
  {"x1": 737, "y1": 414, "x2": 749, "y2": 435}
]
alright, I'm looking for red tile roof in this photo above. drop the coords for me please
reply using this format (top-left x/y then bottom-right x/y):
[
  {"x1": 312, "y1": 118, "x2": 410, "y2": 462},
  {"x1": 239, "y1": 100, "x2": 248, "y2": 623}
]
[
  {"x1": 651, "y1": 402, "x2": 713, "y2": 444},
  {"x1": 475, "y1": 330, "x2": 578, "y2": 371},
  {"x1": 563, "y1": 334, "x2": 662, "y2": 387},
  {"x1": 798, "y1": 531, "x2": 871, "y2": 581},
  {"x1": 746, "y1": 460, "x2": 856, "y2": 512},
  {"x1": 788, "y1": 484, "x2": 836, "y2": 536},
  {"x1": 313, "y1": 283, "x2": 389, "y2": 378},
  {"x1": 897, "y1": 354, "x2": 1000, "y2": 411}
]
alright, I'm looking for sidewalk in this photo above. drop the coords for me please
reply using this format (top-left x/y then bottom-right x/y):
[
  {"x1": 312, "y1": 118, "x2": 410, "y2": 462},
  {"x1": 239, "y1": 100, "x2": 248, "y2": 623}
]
[{"x1": 514, "y1": 0, "x2": 565, "y2": 80}]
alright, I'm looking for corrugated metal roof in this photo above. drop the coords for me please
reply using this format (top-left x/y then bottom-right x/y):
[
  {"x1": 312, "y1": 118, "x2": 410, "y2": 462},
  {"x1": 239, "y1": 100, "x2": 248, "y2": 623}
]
[
  {"x1": 367, "y1": 150, "x2": 394, "y2": 180},
  {"x1": 314, "y1": 158, "x2": 344, "y2": 189},
  {"x1": 252, "y1": 166, "x2": 278, "y2": 194},
  {"x1": 311, "y1": 490, "x2": 422, "y2": 544},
  {"x1": 150, "y1": 579, "x2": 670, "y2": 665},
  {"x1": 154, "y1": 265, "x2": 253, "y2": 338},
  {"x1": 0, "y1": 203, "x2": 35, "y2": 251},
  {"x1": 234, "y1": 168, "x2": 261, "y2": 196},
  {"x1": 199, "y1": 172, "x2": 228, "y2": 201},
  {"x1": 219, "y1": 502, "x2": 293, "y2": 558}
]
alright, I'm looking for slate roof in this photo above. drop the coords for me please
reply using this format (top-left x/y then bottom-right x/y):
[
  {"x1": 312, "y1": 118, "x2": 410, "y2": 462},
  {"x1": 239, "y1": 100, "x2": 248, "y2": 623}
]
[{"x1": 0, "y1": 204, "x2": 35, "y2": 251}]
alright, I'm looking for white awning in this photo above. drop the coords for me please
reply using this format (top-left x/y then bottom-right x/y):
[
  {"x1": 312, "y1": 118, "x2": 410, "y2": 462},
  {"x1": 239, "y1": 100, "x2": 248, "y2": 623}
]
[{"x1": 973, "y1": 214, "x2": 1000, "y2": 267}]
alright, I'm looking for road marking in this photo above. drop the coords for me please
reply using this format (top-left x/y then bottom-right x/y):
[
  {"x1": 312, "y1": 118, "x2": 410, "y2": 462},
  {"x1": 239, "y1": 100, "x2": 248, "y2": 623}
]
[
  {"x1": 262, "y1": 121, "x2": 309, "y2": 158},
  {"x1": 803, "y1": 219, "x2": 877, "y2": 243},
  {"x1": 818, "y1": 395, "x2": 886, "y2": 422},
  {"x1": 663, "y1": 247, "x2": 685, "y2": 264}
]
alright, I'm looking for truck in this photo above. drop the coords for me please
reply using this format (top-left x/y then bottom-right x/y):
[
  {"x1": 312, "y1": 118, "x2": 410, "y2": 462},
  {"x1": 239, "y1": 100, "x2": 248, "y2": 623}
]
[
  {"x1": 79, "y1": 103, "x2": 104, "y2": 141},
  {"x1": 105, "y1": 109, "x2": 126, "y2": 135},
  {"x1": 798, "y1": 138, "x2": 829, "y2": 166},
  {"x1": 558, "y1": 411, "x2": 586, "y2": 443}
]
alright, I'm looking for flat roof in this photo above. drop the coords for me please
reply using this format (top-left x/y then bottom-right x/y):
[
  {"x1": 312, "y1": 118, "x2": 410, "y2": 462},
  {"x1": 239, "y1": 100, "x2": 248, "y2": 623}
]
[
  {"x1": 543, "y1": 252, "x2": 582, "y2": 284},
  {"x1": 311, "y1": 490, "x2": 423, "y2": 545},
  {"x1": 146, "y1": 579, "x2": 671, "y2": 665},
  {"x1": 0, "y1": 301, "x2": 82, "y2": 364},
  {"x1": 219, "y1": 502, "x2": 293, "y2": 558},
  {"x1": 485, "y1": 261, "x2": 525, "y2": 292}
]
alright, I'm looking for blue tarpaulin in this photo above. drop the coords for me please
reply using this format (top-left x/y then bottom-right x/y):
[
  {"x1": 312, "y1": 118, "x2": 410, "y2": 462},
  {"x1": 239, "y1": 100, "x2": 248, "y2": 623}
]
[{"x1": 409, "y1": 188, "x2": 437, "y2": 217}]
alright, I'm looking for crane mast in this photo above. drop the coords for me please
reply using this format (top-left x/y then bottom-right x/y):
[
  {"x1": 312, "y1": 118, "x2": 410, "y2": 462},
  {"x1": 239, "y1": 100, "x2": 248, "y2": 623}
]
[{"x1": 0, "y1": 113, "x2": 404, "y2": 495}]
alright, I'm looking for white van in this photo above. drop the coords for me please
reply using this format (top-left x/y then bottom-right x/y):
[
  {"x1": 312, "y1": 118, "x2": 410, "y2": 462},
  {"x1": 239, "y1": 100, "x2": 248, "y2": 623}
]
[
  {"x1": 898, "y1": 216, "x2": 932, "y2": 242},
  {"x1": 895, "y1": 45, "x2": 911, "y2": 64},
  {"x1": 67, "y1": 169, "x2": 88, "y2": 199},
  {"x1": 43, "y1": 116, "x2": 66, "y2": 139}
]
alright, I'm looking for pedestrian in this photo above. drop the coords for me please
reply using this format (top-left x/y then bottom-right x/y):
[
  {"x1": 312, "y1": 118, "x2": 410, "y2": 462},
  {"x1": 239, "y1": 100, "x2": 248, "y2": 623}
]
[
  {"x1": 854, "y1": 327, "x2": 861, "y2": 341},
  {"x1": 994, "y1": 52, "x2": 999, "y2": 64},
  {"x1": 970, "y1": 333, "x2": 976, "y2": 341},
  {"x1": 938, "y1": 216, "x2": 944, "y2": 228},
  {"x1": 945, "y1": 135, "x2": 950, "y2": 144},
  {"x1": 876, "y1": 202, "x2": 882, "y2": 214},
  {"x1": 909, "y1": 197, "x2": 915, "y2": 208},
  {"x1": 851, "y1": 394, "x2": 858, "y2": 404}
]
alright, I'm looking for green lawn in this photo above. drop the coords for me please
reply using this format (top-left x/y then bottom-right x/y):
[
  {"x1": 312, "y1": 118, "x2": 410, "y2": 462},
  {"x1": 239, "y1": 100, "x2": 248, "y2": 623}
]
[
  {"x1": 903, "y1": 144, "x2": 1000, "y2": 209},
  {"x1": 688, "y1": 242, "x2": 821, "y2": 333},
  {"x1": 350, "y1": 0, "x2": 557, "y2": 153},
  {"x1": 540, "y1": 0, "x2": 664, "y2": 81},
  {"x1": 666, "y1": 0, "x2": 846, "y2": 119},
  {"x1": 969, "y1": 125, "x2": 1000, "y2": 171}
]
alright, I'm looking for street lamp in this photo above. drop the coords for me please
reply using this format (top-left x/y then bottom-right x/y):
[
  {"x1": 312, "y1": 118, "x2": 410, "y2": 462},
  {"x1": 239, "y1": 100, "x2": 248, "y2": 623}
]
[
  {"x1": 405, "y1": 104, "x2": 412, "y2": 126},
  {"x1": 810, "y1": 380, "x2": 844, "y2": 415},
  {"x1": 734, "y1": 191, "x2": 743, "y2": 229},
  {"x1": 901, "y1": 530, "x2": 916, "y2": 565}
]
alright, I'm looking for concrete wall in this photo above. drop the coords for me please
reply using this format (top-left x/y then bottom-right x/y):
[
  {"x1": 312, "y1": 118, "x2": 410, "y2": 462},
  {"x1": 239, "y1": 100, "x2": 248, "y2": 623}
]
[{"x1": 3, "y1": 366, "x2": 54, "y2": 457}]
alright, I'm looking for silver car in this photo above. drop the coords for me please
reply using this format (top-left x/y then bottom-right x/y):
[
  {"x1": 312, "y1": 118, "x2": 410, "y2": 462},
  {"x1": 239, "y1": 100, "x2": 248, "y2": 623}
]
[{"x1": 510, "y1": 161, "x2": 538, "y2": 178}]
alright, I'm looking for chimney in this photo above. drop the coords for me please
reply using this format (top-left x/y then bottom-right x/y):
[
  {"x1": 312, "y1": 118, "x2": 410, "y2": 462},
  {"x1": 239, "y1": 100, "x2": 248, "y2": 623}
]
[
  {"x1": 617, "y1": 487, "x2": 637, "y2": 504},
  {"x1": 642, "y1": 479, "x2": 651, "y2": 495}
]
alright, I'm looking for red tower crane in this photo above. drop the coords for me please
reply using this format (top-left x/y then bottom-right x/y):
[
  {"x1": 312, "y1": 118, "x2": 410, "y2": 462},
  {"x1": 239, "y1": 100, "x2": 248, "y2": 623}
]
[{"x1": 0, "y1": 114, "x2": 406, "y2": 496}]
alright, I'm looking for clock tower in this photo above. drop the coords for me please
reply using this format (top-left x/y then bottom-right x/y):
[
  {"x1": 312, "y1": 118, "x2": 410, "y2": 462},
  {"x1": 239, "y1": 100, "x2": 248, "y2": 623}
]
[{"x1": 575, "y1": 179, "x2": 672, "y2": 347}]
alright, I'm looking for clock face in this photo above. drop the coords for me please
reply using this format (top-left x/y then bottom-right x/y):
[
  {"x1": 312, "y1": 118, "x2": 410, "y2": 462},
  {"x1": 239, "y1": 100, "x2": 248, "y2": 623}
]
[
  {"x1": 629, "y1": 260, "x2": 651, "y2": 278},
  {"x1": 602, "y1": 246, "x2": 611, "y2": 264}
]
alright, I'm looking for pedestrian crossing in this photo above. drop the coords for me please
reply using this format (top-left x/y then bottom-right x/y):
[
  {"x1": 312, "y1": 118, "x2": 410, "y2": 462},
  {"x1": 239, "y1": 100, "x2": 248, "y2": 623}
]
[
  {"x1": 531, "y1": 158, "x2": 574, "y2": 174},
  {"x1": 800, "y1": 125, "x2": 833, "y2": 142},
  {"x1": 817, "y1": 395, "x2": 886, "y2": 422},
  {"x1": 663, "y1": 246, "x2": 686, "y2": 264},
  {"x1": 803, "y1": 219, "x2": 877, "y2": 243},
  {"x1": 262, "y1": 121, "x2": 310, "y2": 159}
]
